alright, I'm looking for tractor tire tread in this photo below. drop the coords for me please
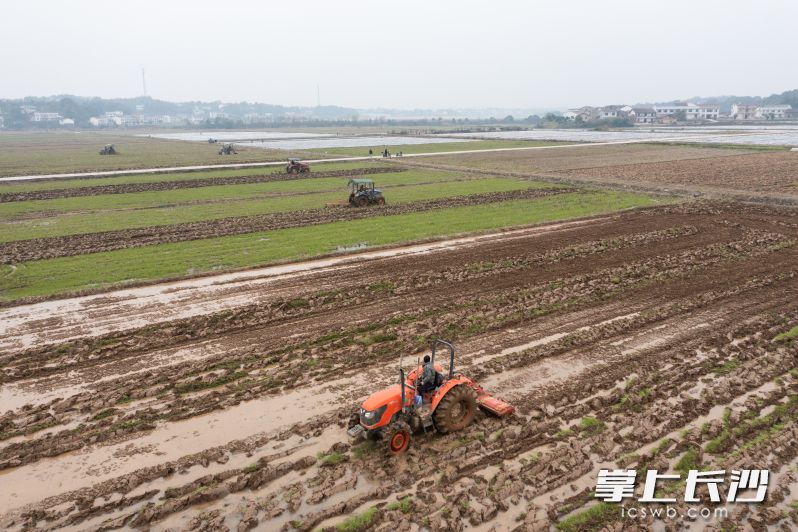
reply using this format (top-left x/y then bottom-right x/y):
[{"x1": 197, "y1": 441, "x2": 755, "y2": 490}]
[{"x1": 433, "y1": 384, "x2": 478, "y2": 435}]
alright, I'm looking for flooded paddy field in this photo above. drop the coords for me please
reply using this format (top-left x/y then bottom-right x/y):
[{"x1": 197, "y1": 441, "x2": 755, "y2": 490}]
[
  {"x1": 446, "y1": 126, "x2": 798, "y2": 147},
  {"x1": 148, "y1": 131, "x2": 478, "y2": 151}
]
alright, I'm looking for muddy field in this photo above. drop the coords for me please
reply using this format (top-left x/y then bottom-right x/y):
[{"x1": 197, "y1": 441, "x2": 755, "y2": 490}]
[
  {"x1": 410, "y1": 144, "x2": 798, "y2": 207},
  {"x1": 0, "y1": 132, "x2": 305, "y2": 178},
  {"x1": 0, "y1": 187, "x2": 573, "y2": 264},
  {"x1": 1, "y1": 202, "x2": 797, "y2": 531},
  {"x1": 549, "y1": 151, "x2": 798, "y2": 196},
  {"x1": 421, "y1": 144, "x2": 757, "y2": 175}
]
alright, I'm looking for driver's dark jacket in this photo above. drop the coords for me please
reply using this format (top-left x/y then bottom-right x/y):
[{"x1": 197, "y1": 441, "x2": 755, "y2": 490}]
[{"x1": 421, "y1": 362, "x2": 436, "y2": 387}]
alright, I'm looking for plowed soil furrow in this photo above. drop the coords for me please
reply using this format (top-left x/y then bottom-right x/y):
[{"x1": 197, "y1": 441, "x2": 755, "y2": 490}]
[
  {"x1": 0, "y1": 221, "x2": 711, "y2": 380},
  {"x1": 0, "y1": 167, "x2": 402, "y2": 203},
  {"x1": 3, "y1": 269, "x2": 795, "y2": 531},
  {"x1": 1, "y1": 202, "x2": 798, "y2": 531},
  {"x1": 551, "y1": 150, "x2": 798, "y2": 195},
  {"x1": 0, "y1": 187, "x2": 575, "y2": 264}
]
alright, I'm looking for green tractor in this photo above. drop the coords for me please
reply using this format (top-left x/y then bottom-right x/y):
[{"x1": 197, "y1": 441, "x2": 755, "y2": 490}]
[
  {"x1": 348, "y1": 179, "x2": 385, "y2": 207},
  {"x1": 218, "y1": 143, "x2": 238, "y2": 155}
]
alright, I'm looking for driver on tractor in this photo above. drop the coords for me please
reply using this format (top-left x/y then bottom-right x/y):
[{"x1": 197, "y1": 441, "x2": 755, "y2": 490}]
[{"x1": 419, "y1": 355, "x2": 443, "y2": 396}]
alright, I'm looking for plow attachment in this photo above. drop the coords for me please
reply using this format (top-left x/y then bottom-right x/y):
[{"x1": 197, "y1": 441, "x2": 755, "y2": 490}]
[
  {"x1": 466, "y1": 382, "x2": 515, "y2": 417},
  {"x1": 476, "y1": 394, "x2": 515, "y2": 417}
]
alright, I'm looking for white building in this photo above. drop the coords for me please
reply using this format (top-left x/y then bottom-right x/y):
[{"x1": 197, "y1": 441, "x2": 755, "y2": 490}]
[
  {"x1": 654, "y1": 103, "x2": 719, "y2": 120},
  {"x1": 597, "y1": 105, "x2": 633, "y2": 120},
  {"x1": 759, "y1": 105, "x2": 792, "y2": 119},
  {"x1": 59, "y1": 118, "x2": 75, "y2": 126},
  {"x1": 90, "y1": 115, "x2": 122, "y2": 127},
  {"x1": 563, "y1": 107, "x2": 597, "y2": 121},
  {"x1": 31, "y1": 112, "x2": 62, "y2": 122},
  {"x1": 631, "y1": 107, "x2": 657, "y2": 124},
  {"x1": 730, "y1": 103, "x2": 760, "y2": 120}
]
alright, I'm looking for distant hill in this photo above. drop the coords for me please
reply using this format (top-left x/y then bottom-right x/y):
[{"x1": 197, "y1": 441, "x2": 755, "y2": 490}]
[{"x1": 0, "y1": 95, "x2": 359, "y2": 129}]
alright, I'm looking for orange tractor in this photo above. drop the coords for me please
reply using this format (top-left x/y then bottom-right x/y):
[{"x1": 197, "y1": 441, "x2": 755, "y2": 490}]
[{"x1": 347, "y1": 340, "x2": 514, "y2": 454}]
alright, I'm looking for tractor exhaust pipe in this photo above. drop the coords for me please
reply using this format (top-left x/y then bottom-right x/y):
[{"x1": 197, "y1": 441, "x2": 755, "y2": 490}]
[{"x1": 400, "y1": 368, "x2": 406, "y2": 413}]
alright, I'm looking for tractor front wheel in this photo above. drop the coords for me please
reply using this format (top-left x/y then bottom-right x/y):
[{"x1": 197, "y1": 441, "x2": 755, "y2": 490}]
[
  {"x1": 385, "y1": 420, "x2": 411, "y2": 454},
  {"x1": 433, "y1": 384, "x2": 478, "y2": 434},
  {"x1": 376, "y1": 197, "x2": 386, "y2": 205},
  {"x1": 347, "y1": 412, "x2": 360, "y2": 430}
]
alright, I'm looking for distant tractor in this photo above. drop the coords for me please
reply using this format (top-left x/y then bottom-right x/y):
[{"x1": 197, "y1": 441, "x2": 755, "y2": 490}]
[
  {"x1": 99, "y1": 144, "x2": 116, "y2": 155},
  {"x1": 218, "y1": 143, "x2": 237, "y2": 155},
  {"x1": 348, "y1": 179, "x2": 385, "y2": 207},
  {"x1": 286, "y1": 158, "x2": 311, "y2": 174}
]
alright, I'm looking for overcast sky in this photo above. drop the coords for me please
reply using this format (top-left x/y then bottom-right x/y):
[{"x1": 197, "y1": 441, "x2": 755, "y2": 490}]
[{"x1": 3, "y1": 0, "x2": 797, "y2": 109}]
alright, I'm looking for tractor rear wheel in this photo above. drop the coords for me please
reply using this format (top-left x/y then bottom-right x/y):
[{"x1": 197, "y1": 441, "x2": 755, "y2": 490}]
[
  {"x1": 356, "y1": 196, "x2": 368, "y2": 207},
  {"x1": 385, "y1": 420, "x2": 411, "y2": 454},
  {"x1": 433, "y1": 384, "x2": 478, "y2": 434}
]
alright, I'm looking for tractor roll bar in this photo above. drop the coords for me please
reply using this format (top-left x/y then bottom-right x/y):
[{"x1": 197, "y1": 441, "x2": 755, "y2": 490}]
[
  {"x1": 430, "y1": 339, "x2": 456, "y2": 379},
  {"x1": 399, "y1": 368, "x2": 406, "y2": 413}
]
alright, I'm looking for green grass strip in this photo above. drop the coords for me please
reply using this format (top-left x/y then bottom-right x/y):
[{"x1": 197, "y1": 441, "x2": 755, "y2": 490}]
[
  {"x1": 0, "y1": 161, "x2": 374, "y2": 193},
  {"x1": 0, "y1": 177, "x2": 552, "y2": 242},
  {"x1": 0, "y1": 169, "x2": 484, "y2": 218},
  {"x1": 0, "y1": 191, "x2": 665, "y2": 301}
]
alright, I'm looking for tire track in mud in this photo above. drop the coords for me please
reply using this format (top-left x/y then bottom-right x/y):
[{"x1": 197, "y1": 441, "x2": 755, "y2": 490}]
[
  {"x1": 0, "y1": 187, "x2": 576, "y2": 264},
  {"x1": 0, "y1": 167, "x2": 403, "y2": 203},
  {"x1": 2, "y1": 202, "x2": 798, "y2": 530}
]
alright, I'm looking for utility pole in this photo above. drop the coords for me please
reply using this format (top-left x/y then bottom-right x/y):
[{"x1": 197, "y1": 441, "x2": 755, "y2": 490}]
[
  {"x1": 316, "y1": 84, "x2": 320, "y2": 107},
  {"x1": 142, "y1": 68, "x2": 147, "y2": 97}
]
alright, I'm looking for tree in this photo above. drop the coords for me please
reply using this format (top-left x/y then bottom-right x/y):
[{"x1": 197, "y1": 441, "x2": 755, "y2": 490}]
[{"x1": 675, "y1": 110, "x2": 687, "y2": 121}]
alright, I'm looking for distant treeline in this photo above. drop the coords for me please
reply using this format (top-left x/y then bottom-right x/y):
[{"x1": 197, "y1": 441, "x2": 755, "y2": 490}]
[
  {"x1": 0, "y1": 94, "x2": 549, "y2": 130},
  {"x1": 0, "y1": 95, "x2": 361, "y2": 129},
  {"x1": 1, "y1": 88, "x2": 796, "y2": 130}
]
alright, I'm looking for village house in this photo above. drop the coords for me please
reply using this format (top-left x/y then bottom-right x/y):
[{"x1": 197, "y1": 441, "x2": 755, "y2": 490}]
[
  {"x1": 31, "y1": 112, "x2": 62, "y2": 122},
  {"x1": 597, "y1": 105, "x2": 632, "y2": 120},
  {"x1": 730, "y1": 103, "x2": 760, "y2": 120},
  {"x1": 759, "y1": 104, "x2": 792, "y2": 120},
  {"x1": 631, "y1": 107, "x2": 657, "y2": 124},
  {"x1": 654, "y1": 103, "x2": 719, "y2": 120}
]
